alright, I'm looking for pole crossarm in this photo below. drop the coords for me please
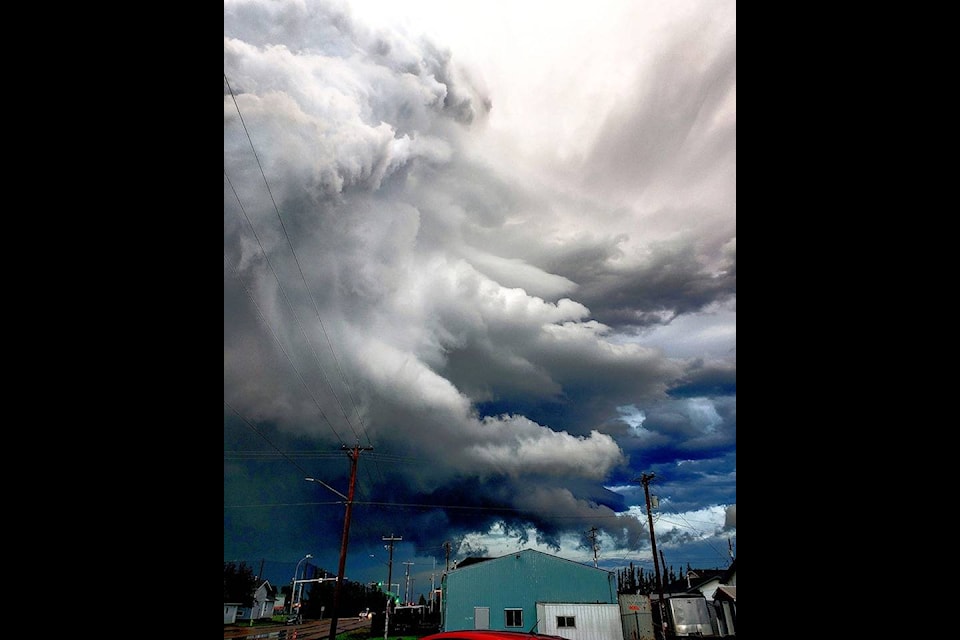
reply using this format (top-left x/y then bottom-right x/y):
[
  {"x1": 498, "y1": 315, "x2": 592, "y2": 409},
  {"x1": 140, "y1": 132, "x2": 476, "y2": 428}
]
[{"x1": 293, "y1": 577, "x2": 339, "y2": 585}]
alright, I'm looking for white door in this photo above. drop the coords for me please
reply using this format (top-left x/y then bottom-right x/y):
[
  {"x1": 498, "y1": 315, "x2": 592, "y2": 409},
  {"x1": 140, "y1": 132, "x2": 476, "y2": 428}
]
[{"x1": 475, "y1": 607, "x2": 490, "y2": 629}]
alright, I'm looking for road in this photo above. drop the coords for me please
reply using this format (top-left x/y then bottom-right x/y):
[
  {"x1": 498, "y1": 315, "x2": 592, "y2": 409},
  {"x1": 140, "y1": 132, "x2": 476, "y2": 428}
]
[{"x1": 225, "y1": 616, "x2": 372, "y2": 640}]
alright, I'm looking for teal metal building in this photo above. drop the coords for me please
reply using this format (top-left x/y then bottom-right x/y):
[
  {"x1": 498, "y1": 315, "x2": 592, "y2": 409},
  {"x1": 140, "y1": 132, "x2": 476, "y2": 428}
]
[{"x1": 441, "y1": 549, "x2": 619, "y2": 635}]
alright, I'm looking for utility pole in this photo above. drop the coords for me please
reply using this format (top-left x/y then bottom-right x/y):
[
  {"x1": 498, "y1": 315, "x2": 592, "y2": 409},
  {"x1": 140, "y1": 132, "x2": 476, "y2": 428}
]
[
  {"x1": 587, "y1": 526, "x2": 600, "y2": 568},
  {"x1": 638, "y1": 473, "x2": 667, "y2": 640},
  {"x1": 430, "y1": 557, "x2": 436, "y2": 613},
  {"x1": 383, "y1": 534, "x2": 402, "y2": 640},
  {"x1": 327, "y1": 444, "x2": 373, "y2": 640},
  {"x1": 444, "y1": 541, "x2": 451, "y2": 571},
  {"x1": 659, "y1": 550, "x2": 667, "y2": 588},
  {"x1": 403, "y1": 561, "x2": 415, "y2": 604}
]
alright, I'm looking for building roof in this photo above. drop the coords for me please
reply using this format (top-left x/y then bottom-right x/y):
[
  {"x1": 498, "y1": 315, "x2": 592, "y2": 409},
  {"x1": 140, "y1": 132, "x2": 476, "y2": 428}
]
[
  {"x1": 662, "y1": 569, "x2": 725, "y2": 594},
  {"x1": 456, "y1": 557, "x2": 495, "y2": 568},
  {"x1": 714, "y1": 585, "x2": 736, "y2": 602},
  {"x1": 456, "y1": 549, "x2": 611, "y2": 573},
  {"x1": 256, "y1": 580, "x2": 278, "y2": 598}
]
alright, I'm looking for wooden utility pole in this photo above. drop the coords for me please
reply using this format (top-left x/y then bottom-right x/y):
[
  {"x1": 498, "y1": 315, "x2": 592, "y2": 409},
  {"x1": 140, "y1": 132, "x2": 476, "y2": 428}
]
[
  {"x1": 638, "y1": 473, "x2": 667, "y2": 640},
  {"x1": 587, "y1": 526, "x2": 600, "y2": 567},
  {"x1": 382, "y1": 534, "x2": 402, "y2": 640},
  {"x1": 402, "y1": 561, "x2": 415, "y2": 604},
  {"x1": 444, "y1": 541, "x2": 451, "y2": 571},
  {"x1": 327, "y1": 444, "x2": 373, "y2": 640},
  {"x1": 383, "y1": 534, "x2": 402, "y2": 597}
]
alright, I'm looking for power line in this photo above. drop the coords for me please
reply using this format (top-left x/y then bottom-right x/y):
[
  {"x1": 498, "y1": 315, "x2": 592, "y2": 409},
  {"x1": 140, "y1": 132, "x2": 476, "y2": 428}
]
[
  {"x1": 225, "y1": 502, "x2": 344, "y2": 509},
  {"x1": 225, "y1": 169, "x2": 357, "y2": 446},
  {"x1": 632, "y1": 474, "x2": 732, "y2": 568},
  {"x1": 224, "y1": 399, "x2": 352, "y2": 505},
  {"x1": 224, "y1": 73, "x2": 369, "y2": 448},
  {"x1": 224, "y1": 399, "x2": 319, "y2": 478},
  {"x1": 223, "y1": 169, "x2": 350, "y2": 444},
  {"x1": 224, "y1": 254, "x2": 347, "y2": 445},
  {"x1": 224, "y1": 451, "x2": 350, "y2": 459}
]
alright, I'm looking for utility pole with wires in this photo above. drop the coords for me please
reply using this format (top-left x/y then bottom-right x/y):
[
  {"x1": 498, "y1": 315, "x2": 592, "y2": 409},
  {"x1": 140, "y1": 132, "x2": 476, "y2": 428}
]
[
  {"x1": 587, "y1": 526, "x2": 600, "y2": 568},
  {"x1": 307, "y1": 443, "x2": 372, "y2": 640},
  {"x1": 638, "y1": 472, "x2": 668, "y2": 640},
  {"x1": 402, "y1": 561, "x2": 415, "y2": 604},
  {"x1": 382, "y1": 534, "x2": 402, "y2": 640}
]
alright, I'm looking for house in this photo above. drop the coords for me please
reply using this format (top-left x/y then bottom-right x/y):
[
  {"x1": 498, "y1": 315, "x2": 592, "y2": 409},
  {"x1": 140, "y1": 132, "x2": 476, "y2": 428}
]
[
  {"x1": 713, "y1": 586, "x2": 736, "y2": 636},
  {"x1": 236, "y1": 580, "x2": 278, "y2": 621},
  {"x1": 441, "y1": 549, "x2": 623, "y2": 640},
  {"x1": 662, "y1": 568, "x2": 726, "y2": 601},
  {"x1": 656, "y1": 561, "x2": 736, "y2": 636},
  {"x1": 713, "y1": 559, "x2": 736, "y2": 636},
  {"x1": 224, "y1": 602, "x2": 242, "y2": 624}
]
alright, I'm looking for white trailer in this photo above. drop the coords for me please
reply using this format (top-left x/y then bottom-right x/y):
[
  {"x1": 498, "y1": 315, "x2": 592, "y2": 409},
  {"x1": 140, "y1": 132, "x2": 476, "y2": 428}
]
[{"x1": 536, "y1": 602, "x2": 625, "y2": 640}]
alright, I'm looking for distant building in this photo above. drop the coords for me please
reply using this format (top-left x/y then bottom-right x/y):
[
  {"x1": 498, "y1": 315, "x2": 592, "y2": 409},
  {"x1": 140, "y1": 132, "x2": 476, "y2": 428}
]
[
  {"x1": 224, "y1": 602, "x2": 242, "y2": 624},
  {"x1": 662, "y1": 568, "x2": 727, "y2": 601},
  {"x1": 713, "y1": 559, "x2": 736, "y2": 636},
  {"x1": 236, "y1": 580, "x2": 278, "y2": 621}
]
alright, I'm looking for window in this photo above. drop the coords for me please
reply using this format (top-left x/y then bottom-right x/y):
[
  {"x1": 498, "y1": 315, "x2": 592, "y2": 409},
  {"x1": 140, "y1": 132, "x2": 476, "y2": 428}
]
[
  {"x1": 557, "y1": 616, "x2": 576, "y2": 628},
  {"x1": 505, "y1": 608, "x2": 523, "y2": 627}
]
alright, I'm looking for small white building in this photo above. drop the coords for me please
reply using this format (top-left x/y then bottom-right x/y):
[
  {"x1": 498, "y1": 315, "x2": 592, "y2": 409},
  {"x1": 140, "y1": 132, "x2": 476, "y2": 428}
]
[
  {"x1": 224, "y1": 602, "x2": 242, "y2": 624},
  {"x1": 536, "y1": 602, "x2": 624, "y2": 640}
]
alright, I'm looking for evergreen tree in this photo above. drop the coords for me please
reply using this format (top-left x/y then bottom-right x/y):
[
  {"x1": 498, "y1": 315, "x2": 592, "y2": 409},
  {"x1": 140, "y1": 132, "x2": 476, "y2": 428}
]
[{"x1": 224, "y1": 561, "x2": 257, "y2": 607}]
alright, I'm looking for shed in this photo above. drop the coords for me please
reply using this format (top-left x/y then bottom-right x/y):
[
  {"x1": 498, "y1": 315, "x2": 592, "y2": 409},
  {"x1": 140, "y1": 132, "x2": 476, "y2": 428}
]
[
  {"x1": 224, "y1": 602, "x2": 242, "y2": 624},
  {"x1": 617, "y1": 593, "x2": 655, "y2": 640},
  {"x1": 442, "y1": 548, "x2": 620, "y2": 640}
]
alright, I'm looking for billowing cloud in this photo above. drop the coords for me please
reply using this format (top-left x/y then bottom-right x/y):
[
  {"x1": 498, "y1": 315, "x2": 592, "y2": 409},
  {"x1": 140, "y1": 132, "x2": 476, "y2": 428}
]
[{"x1": 225, "y1": 0, "x2": 735, "y2": 588}]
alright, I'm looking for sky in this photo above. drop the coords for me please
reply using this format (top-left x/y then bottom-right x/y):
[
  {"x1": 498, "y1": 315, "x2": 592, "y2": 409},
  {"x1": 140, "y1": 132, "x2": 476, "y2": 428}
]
[{"x1": 224, "y1": 0, "x2": 735, "y2": 602}]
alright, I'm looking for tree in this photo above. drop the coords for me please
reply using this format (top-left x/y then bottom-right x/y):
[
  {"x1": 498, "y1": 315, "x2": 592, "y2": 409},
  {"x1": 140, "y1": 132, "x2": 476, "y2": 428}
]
[{"x1": 224, "y1": 561, "x2": 257, "y2": 607}]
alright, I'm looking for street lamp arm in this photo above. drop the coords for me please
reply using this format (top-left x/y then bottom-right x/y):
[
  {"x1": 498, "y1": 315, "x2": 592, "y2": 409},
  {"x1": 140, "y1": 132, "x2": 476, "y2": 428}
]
[{"x1": 305, "y1": 476, "x2": 348, "y2": 501}]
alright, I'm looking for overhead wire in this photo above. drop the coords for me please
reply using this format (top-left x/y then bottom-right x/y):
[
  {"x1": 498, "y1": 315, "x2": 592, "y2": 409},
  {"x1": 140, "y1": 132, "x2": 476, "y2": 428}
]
[
  {"x1": 225, "y1": 72, "x2": 387, "y2": 496},
  {"x1": 224, "y1": 398, "x2": 320, "y2": 480},
  {"x1": 224, "y1": 252, "x2": 346, "y2": 446},
  {"x1": 642, "y1": 475, "x2": 732, "y2": 568},
  {"x1": 224, "y1": 72, "x2": 369, "y2": 449}
]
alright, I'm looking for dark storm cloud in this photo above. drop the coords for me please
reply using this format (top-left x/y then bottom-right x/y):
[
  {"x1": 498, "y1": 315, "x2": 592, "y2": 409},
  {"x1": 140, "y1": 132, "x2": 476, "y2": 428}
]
[
  {"x1": 668, "y1": 359, "x2": 737, "y2": 398},
  {"x1": 573, "y1": 239, "x2": 736, "y2": 331}
]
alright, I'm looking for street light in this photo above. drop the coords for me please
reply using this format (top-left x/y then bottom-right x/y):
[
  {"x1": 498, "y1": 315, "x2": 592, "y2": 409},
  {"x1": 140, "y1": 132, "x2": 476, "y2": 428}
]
[{"x1": 291, "y1": 554, "x2": 313, "y2": 615}]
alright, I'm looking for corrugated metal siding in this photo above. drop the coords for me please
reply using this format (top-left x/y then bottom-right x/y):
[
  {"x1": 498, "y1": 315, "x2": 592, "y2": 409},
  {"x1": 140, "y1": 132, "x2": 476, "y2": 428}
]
[
  {"x1": 537, "y1": 603, "x2": 624, "y2": 640},
  {"x1": 443, "y1": 550, "x2": 617, "y2": 632}
]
